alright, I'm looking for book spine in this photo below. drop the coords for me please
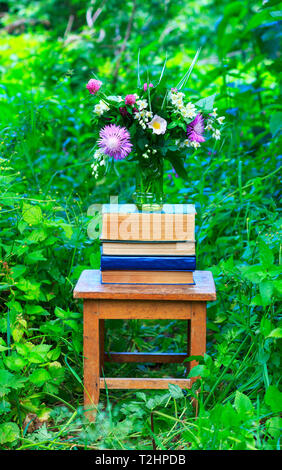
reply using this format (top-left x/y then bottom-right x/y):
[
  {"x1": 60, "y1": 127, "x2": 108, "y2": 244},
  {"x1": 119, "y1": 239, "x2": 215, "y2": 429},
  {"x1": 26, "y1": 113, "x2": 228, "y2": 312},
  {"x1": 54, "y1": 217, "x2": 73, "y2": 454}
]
[
  {"x1": 100, "y1": 255, "x2": 196, "y2": 271},
  {"x1": 101, "y1": 271, "x2": 195, "y2": 285},
  {"x1": 101, "y1": 213, "x2": 195, "y2": 241}
]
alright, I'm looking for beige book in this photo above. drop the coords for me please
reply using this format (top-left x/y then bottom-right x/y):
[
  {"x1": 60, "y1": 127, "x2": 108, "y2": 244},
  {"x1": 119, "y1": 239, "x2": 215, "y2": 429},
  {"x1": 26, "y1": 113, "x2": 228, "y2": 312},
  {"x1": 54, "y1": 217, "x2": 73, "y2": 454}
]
[
  {"x1": 101, "y1": 213, "x2": 195, "y2": 241},
  {"x1": 101, "y1": 270, "x2": 194, "y2": 285},
  {"x1": 102, "y1": 241, "x2": 196, "y2": 256}
]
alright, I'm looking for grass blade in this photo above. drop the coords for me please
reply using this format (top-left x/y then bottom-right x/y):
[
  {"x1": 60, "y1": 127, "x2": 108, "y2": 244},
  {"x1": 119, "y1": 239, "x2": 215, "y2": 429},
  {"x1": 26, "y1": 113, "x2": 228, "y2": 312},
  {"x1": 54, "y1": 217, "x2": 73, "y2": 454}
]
[
  {"x1": 137, "y1": 49, "x2": 141, "y2": 88},
  {"x1": 157, "y1": 52, "x2": 168, "y2": 86},
  {"x1": 176, "y1": 48, "x2": 201, "y2": 90}
]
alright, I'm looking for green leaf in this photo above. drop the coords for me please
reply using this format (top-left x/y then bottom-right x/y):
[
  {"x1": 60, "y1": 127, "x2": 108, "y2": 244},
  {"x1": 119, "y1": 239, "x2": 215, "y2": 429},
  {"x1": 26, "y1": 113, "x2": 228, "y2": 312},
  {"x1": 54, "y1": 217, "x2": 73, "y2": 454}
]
[
  {"x1": 25, "y1": 250, "x2": 47, "y2": 264},
  {"x1": 260, "y1": 317, "x2": 273, "y2": 337},
  {"x1": 240, "y1": 265, "x2": 266, "y2": 283},
  {"x1": 265, "y1": 385, "x2": 282, "y2": 413},
  {"x1": 60, "y1": 223, "x2": 73, "y2": 239},
  {"x1": 244, "y1": 10, "x2": 270, "y2": 33},
  {"x1": 22, "y1": 203, "x2": 42, "y2": 225},
  {"x1": 29, "y1": 344, "x2": 52, "y2": 364},
  {"x1": 29, "y1": 368, "x2": 51, "y2": 387},
  {"x1": 265, "y1": 416, "x2": 282, "y2": 440},
  {"x1": 0, "y1": 399, "x2": 11, "y2": 415},
  {"x1": 165, "y1": 151, "x2": 187, "y2": 179},
  {"x1": 234, "y1": 391, "x2": 254, "y2": 416},
  {"x1": 4, "y1": 354, "x2": 27, "y2": 372},
  {"x1": 259, "y1": 240, "x2": 274, "y2": 268},
  {"x1": 188, "y1": 364, "x2": 204, "y2": 378},
  {"x1": 270, "y1": 112, "x2": 282, "y2": 137},
  {"x1": 55, "y1": 306, "x2": 69, "y2": 319},
  {"x1": 259, "y1": 280, "x2": 273, "y2": 306},
  {"x1": 10, "y1": 265, "x2": 26, "y2": 280},
  {"x1": 168, "y1": 383, "x2": 184, "y2": 399},
  {"x1": 16, "y1": 279, "x2": 41, "y2": 301},
  {"x1": 194, "y1": 93, "x2": 216, "y2": 112},
  {"x1": 267, "y1": 327, "x2": 282, "y2": 338},
  {"x1": 0, "y1": 422, "x2": 20, "y2": 444},
  {"x1": 27, "y1": 305, "x2": 49, "y2": 316},
  {"x1": 0, "y1": 369, "x2": 27, "y2": 396},
  {"x1": 146, "y1": 398, "x2": 158, "y2": 410},
  {"x1": 220, "y1": 402, "x2": 240, "y2": 427}
]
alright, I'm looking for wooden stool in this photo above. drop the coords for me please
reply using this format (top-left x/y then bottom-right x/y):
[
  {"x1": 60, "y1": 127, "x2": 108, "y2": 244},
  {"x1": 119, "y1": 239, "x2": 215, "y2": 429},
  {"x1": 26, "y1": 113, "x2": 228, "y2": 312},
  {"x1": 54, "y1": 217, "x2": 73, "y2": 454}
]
[{"x1": 73, "y1": 270, "x2": 216, "y2": 420}]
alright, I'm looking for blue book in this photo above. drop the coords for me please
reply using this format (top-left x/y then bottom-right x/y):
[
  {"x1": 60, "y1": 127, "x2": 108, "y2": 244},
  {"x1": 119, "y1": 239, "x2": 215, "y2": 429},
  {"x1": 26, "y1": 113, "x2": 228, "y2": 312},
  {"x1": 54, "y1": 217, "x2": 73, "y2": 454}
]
[{"x1": 100, "y1": 255, "x2": 196, "y2": 271}]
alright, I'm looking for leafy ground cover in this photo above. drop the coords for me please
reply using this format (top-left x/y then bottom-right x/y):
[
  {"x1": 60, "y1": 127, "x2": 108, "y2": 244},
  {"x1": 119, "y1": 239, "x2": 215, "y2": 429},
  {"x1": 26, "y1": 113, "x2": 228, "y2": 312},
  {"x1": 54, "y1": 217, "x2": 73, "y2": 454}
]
[{"x1": 0, "y1": 0, "x2": 281, "y2": 450}]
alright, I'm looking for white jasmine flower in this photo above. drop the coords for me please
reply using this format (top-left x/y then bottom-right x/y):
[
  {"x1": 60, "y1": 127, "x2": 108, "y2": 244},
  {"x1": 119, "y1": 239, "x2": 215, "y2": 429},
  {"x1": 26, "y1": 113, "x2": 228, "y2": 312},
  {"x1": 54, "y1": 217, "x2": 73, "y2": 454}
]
[
  {"x1": 205, "y1": 120, "x2": 214, "y2": 131},
  {"x1": 136, "y1": 99, "x2": 148, "y2": 110},
  {"x1": 94, "y1": 100, "x2": 109, "y2": 116},
  {"x1": 217, "y1": 116, "x2": 225, "y2": 125},
  {"x1": 212, "y1": 129, "x2": 221, "y2": 140},
  {"x1": 210, "y1": 108, "x2": 218, "y2": 118},
  {"x1": 190, "y1": 141, "x2": 200, "y2": 148},
  {"x1": 93, "y1": 149, "x2": 102, "y2": 159},
  {"x1": 182, "y1": 103, "x2": 196, "y2": 120},
  {"x1": 176, "y1": 98, "x2": 184, "y2": 107},
  {"x1": 148, "y1": 115, "x2": 167, "y2": 135},
  {"x1": 186, "y1": 102, "x2": 196, "y2": 113},
  {"x1": 174, "y1": 92, "x2": 185, "y2": 100}
]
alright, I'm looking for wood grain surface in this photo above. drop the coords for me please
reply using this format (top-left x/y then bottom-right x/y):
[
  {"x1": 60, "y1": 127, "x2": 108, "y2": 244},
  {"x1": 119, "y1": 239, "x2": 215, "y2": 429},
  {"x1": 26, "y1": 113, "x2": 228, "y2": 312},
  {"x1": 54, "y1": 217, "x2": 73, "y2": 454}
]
[{"x1": 74, "y1": 269, "x2": 216, "y2": 301}]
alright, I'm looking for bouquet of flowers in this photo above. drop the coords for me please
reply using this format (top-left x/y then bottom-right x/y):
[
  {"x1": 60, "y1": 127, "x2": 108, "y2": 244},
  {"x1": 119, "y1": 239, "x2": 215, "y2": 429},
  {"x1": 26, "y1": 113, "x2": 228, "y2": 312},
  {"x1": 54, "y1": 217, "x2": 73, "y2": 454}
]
[{"x1": 86, "y1": 52, "x2": 225, "y2": 210}]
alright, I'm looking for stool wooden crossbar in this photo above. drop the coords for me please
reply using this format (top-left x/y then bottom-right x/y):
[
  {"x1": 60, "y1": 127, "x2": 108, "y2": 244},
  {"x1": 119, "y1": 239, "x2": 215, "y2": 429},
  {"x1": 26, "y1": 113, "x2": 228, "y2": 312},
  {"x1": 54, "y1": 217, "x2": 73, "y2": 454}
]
[{"x1": 73, "y1": 270, "x2": 216, "y2": 420}]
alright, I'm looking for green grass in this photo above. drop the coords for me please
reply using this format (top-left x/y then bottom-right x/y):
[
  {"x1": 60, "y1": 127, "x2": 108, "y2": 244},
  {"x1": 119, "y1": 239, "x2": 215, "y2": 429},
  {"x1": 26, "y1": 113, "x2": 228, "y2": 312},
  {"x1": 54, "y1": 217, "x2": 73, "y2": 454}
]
[{"x1": 0, "y1": 0, "x2": 281, "y2": 450}]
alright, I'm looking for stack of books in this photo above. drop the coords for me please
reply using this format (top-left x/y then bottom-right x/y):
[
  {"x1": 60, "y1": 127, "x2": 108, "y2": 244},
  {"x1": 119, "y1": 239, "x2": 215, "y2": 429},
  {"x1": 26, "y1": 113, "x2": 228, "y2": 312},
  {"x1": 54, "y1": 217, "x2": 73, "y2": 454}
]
[{"x1": 100, "y1": 204, "x2": 196, "y2": 285}]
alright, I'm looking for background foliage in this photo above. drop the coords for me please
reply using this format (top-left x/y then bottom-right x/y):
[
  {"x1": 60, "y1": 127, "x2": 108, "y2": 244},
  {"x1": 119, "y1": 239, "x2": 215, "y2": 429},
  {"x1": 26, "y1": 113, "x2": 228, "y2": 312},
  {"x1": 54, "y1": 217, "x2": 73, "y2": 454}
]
[{"x1": 0, "y1": 0, "x2": 281, "y2": 450}]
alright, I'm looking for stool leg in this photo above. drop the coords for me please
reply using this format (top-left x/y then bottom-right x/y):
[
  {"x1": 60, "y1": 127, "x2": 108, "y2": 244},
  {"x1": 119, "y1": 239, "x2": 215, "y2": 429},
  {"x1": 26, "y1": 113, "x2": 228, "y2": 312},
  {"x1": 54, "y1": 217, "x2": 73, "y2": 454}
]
[
  {"x1": 83, "y1": 300, "x2": 100, "y2": 421},
  {"x1": 189, "y1": 301, "x2": 206, "y2": 377},
  {"x1": 186, "y1": 319, "x2": 191, "y2": 373},
  {"x1": 99, "y1": 319, "x2": 105, "y2": 375}
]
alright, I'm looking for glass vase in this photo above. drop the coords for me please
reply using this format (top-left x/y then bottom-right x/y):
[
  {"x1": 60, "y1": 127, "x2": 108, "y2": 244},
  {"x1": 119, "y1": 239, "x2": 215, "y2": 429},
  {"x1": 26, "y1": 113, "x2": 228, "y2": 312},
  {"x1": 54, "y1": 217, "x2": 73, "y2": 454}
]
[{"x1": 133, "y1": 156, "x2": 164, "y2": 212}]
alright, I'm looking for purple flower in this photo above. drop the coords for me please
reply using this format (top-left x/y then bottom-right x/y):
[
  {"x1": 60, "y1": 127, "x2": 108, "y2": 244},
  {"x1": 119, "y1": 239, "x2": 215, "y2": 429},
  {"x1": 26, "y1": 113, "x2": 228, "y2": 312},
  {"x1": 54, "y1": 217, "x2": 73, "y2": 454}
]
[
  {"x1": 98, "y1": 124, "x2": 132, "y2": 160},
  {"x1": 171, "y1": 88, "x2": 178, "y2": 93},
  {"x1": 86, "y1": 79, "x2": 102, "y2": 94},
  {"x1": 143, "y1": 82, "x2": 153, "y2": 91},
  {"x1": 186, "y1": 113, "x2": 205, "y2": 143}
]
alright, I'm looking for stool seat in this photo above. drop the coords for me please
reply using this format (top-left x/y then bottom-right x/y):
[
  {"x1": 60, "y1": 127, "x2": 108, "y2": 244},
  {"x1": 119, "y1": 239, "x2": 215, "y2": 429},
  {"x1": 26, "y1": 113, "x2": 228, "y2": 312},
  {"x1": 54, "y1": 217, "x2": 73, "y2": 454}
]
[
  {"x1": 73, "y1": 269, "x2": 216, "y2": 301},
  {"x1": 73, "y1": 269, "x2": 216, "y2": 420}
]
